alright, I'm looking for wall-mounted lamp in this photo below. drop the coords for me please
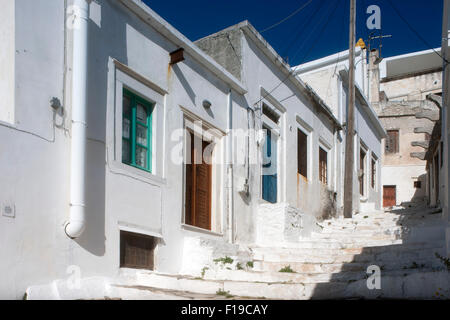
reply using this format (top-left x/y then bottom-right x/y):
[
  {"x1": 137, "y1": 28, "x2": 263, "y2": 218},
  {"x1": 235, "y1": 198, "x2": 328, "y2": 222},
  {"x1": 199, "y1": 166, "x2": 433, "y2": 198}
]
[
  {"x1": 50, "y1": 97, "x2": 62, "y2": 111},
  {"x1": 202, "y1": 100, "x2": 212, "y2": 109}
]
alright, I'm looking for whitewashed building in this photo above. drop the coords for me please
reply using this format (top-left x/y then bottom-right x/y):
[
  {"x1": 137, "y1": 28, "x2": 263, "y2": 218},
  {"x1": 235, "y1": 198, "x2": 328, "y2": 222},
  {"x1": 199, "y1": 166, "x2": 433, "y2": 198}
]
[
  {"x1": 294, "y1": 47, "x2": 386, "y2": 213},
  {"x1": 0, "y1": 0, "x2": 388, "y2": 299}
]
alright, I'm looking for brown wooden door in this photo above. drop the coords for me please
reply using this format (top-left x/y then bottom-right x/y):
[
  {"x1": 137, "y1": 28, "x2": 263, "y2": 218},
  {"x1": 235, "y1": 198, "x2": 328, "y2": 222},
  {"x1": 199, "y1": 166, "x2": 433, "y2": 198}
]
[
  {"x1": 185, "y1": 131, "x2": 212, "y2": 230},
  {"x1": 383, "y1": 186, "x2": 396, "y2": 207},
  {"x1": 360, "y1": 149, "x2": 366, "y2": 195}
]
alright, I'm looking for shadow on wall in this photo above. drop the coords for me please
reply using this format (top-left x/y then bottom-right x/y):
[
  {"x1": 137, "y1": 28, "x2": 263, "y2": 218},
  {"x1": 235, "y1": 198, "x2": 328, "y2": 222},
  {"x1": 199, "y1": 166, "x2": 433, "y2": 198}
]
[
  {"x1": 73, "y1": 1, "x2": 129, "y2": 256},
  {"x1": 308, "y1": 202, "x2": 448, "y2": 299},
  {"x1": 400, "y1": 173, "x2": 429, "y2": 208}
]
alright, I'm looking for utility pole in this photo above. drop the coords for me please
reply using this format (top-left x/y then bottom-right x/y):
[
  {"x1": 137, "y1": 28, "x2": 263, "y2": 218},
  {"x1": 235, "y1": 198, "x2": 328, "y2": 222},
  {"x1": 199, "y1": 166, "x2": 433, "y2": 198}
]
[{"x1": 344, "y1": 0, "x2": 356, "y2": 219}]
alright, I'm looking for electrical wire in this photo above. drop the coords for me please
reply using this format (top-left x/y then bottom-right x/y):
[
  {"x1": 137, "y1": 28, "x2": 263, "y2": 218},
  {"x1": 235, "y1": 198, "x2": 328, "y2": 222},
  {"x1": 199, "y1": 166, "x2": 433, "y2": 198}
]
[
  {"x1": 386, "y1": 0, "x2": 448, "y2": 64},
  {"x1": 260, "y1": 0, "x2": 314, "y2": 33},
  {"x1": 252, "y1": 0, "x2": 342, "y2": 108},
  {"x1": 281, "y1": 0, "x2": 327, "y2": 60}
]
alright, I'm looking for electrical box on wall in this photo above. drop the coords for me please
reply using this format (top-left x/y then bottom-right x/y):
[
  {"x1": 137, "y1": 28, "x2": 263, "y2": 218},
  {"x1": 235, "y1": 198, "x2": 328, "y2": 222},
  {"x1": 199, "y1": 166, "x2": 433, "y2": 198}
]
[{"x1": 2, "y1": 203, "x2": 15, "y2": 218}]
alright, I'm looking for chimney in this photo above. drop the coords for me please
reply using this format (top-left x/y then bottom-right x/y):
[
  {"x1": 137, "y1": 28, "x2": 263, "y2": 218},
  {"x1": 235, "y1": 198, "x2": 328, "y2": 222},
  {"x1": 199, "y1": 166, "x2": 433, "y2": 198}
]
[{"x1": 369, "y1": 49, "x2": 380, "y2": 103}]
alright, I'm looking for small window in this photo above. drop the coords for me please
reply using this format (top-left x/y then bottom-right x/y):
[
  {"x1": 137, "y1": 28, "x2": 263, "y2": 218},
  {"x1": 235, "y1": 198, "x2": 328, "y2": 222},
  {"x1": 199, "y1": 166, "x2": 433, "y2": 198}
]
[
  {"x1": 371, "y1": 158, "x2": 376, "y2": 189},
  {"x1": 262, "y1": 103, "x2": 280, "y2": 124},
  {"x1": 319, "y1": 147, "x2": 327, "y2": 184},
  {"x1": 385, "y1": 130, "x2": 399, "y2": 154},
  {"x1": 414, "y1": 181, "x2": 421, "y2": 188},
  {"x1": 120, "y1": 231, "x2": 157, "y2": 270},
  {"x1": 297, "y1": 129, "x2": 308, "y2": 178},
  {"x1": 122, "y1": 89, "x2": 154, "y2": 172}
]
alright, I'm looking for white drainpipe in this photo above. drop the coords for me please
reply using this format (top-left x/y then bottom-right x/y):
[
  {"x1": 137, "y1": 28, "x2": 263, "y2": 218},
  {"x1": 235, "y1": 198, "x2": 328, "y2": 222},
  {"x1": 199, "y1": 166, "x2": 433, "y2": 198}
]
[
  {"x1": 65, "y1": 0, "x2": 90, "y2": 238},
  {"x1": 227, "y1": 90, "x2": 234, "y2": 243}
]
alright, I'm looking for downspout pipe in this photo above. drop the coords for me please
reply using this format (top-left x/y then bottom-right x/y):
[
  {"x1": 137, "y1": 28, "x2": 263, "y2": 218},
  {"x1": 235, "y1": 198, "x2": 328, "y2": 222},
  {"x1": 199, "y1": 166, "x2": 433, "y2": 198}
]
[
  {"x1": 65, "y1": 0, "x2": 90, "y2": 239},
  {"x1": 227, "y1": 90, "x2": 234, "y2": 243}
]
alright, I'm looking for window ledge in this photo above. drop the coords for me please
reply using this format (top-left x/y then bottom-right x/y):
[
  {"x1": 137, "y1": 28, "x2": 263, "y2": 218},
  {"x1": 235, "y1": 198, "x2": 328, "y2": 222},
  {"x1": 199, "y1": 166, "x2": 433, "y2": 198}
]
[
  {"x1": 181, "y1": 224, "x2": 223, "y2": 237},
  {"x1": 108, "y1": 160, "x2": 166, "y2": 186}
]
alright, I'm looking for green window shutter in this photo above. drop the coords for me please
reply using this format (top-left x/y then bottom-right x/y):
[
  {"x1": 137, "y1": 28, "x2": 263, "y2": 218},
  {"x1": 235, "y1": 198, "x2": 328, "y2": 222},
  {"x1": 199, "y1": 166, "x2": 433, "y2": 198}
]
[{"x1": 122, "y1": 88, "x2": 153, "y2": 172}]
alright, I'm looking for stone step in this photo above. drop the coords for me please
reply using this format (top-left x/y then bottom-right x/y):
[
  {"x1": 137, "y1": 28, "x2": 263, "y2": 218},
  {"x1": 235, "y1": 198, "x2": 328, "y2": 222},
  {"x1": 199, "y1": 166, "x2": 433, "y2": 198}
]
[
  {"x1": 252, "y1": 257, "x2": 444, "y2": 274},
  {"x1": 204, "y1": 265, "x2": 446, "y2": 288},
  {"x1": 253, "y1": 239, "x2": 405, "y2": 249},
  {"x1": 319, "y1": 225, "x2": 403, "y2": 232},
  {"x1": 116, "y1": 267, "x2": 449, "y2": 300},
  {"x1": 309, "y1": 232, "x2": 398, "y2": 241},
  {"x1": 117, "y1": 269, "x2": 306, "y2": 299},
  {"x1": 308, "y1": 269, "x2": 450, "y2": 299},
  {"x1": 251, "y1": 246, "x2": 445, "y2": 265},
  {"x1": 27, "y1": 267, "x2": 449, "y2": 300},
  {"x1": 251, "y1": 243, "x2": 444, "y2": 257}
]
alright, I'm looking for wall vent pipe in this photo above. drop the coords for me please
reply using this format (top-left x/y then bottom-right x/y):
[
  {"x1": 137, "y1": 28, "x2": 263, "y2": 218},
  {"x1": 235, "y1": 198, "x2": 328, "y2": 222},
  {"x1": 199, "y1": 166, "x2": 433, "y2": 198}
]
[{"x1": 64, "y1": 0, "x2": 91, "y2": 239}]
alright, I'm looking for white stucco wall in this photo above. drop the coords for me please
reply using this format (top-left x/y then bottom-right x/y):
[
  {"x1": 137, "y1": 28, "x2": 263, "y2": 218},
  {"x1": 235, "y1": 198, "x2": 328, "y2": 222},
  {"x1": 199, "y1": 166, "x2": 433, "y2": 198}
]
[
  {"x1": 0, "y1": 0, "x2": 244, "y2": 299},
  {"x1": 0, "y1": 0, "x2": 15, "y2": 123},
  {"x1": 236, "y1": 30, "x2": 338, "y2": 241}
]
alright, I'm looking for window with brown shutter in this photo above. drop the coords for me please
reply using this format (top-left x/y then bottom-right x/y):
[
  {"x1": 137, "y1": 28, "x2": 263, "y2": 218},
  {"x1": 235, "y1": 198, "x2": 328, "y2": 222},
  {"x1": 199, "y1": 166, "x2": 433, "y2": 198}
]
[
  {"x1": 319, "y1": 147, "x2": 327, "y2": 184},
  {"x1": 120, "y1": 231, "x2": 156, "y2": 270},
  {"x1": 297, "y1": 129, "x2": 308, "y2": 178},
  {"x1": 185, "y1": 130, "x2": 212, "y2": 230},
  {"x1": 360, "y1": 148, "x2": 366, "y2": 195},
  {"x1": 385, "y1": 130, "x2": 399, "y2": 154},
  {"x1": 371, "y1": 157, "x2": 376, "y2": 189}
]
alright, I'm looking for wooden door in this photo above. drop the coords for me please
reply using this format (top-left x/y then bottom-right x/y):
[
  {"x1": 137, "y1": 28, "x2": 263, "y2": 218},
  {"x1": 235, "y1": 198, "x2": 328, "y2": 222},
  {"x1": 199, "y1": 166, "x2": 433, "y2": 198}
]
[
  {"x1": 360, "y1": 149, "x2": 366, "y2": 195},
  {"x1": 185, "y1": 131, "x2": 212, "y2": 230},
  {"x1": 383, "y1": 186, "x2": 396, "y2": 207}
]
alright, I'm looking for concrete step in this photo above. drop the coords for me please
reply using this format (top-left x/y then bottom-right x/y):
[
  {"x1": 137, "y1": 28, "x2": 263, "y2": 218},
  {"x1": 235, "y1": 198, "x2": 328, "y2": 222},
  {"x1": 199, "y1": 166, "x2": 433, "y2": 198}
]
[
  {"x1": 251, "y1": 243, "x2": 443, "y2": 257},
  {"x1": 117, "y1": 269, "x2": 306, "y2": 299},
  {"x1": 253, "y1": 239, "x2": 405, "y2": 249},
  {"x1": 251, "y1": 246, "x2": 445, "y2": 265},
  {"x1": 310, "y1": 232, "x2": 398, "y2": 241},
  {"x1": 117, "y1": 267, "x2": 450, "y2": 300},
  {"x1": 252, "y1": 257, "x2": 445, "y2": 274},
  {"x1": 204, "y1": 265, "x2": 447, "y2": 288},
  {"x1": 319, "y1": 225, "x2": 403, "y2": 233}
]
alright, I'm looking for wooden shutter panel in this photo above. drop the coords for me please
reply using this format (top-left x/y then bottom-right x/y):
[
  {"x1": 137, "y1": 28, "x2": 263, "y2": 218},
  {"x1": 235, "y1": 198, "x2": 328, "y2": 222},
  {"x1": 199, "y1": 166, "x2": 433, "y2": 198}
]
[
  {"x1": 120, "y1": 231, "x2": 156, "y2": 270},
  {"x1": 297, "y1": 130, "x2": 307, "y2": 178},
  {"x1": 386, "y1": 130, "x2": 398, "y2": 153},
  {"x1": 319, "y1": 148, "x2": 327, "y2": 184},
  {"x1": 185, "y1": 131, "x2": 194, "y2": 226},
  {"x1": 185, "y1": 132, "x2": 212, "y2": 230},
  {"x1": 194, "y1": 140, "x2": 211, "y2": 230}
]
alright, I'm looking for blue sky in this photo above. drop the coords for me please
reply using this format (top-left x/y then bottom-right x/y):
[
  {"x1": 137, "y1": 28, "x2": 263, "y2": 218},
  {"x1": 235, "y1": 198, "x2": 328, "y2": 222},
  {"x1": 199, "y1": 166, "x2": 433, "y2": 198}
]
[{"x1": 143, "y1": 0, "x2": 443, "y2": 66}]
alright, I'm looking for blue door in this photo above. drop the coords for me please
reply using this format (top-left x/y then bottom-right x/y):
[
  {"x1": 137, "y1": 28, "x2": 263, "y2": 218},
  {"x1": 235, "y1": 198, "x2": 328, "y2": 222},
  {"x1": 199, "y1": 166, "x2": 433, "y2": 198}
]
[{"x1": 262, "y1": 126, "x2": 277, "y2": 203}]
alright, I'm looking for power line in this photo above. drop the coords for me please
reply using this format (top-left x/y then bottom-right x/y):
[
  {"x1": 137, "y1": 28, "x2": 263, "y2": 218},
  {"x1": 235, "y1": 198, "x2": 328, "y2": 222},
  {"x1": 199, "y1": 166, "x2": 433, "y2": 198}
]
[
  {"x1": 386, "y1": 0, "x2": 448, "y2": 64},
  {"x1": 260, "y1": 0, "x2": 314, "y2": 33},
  {"x1": 325, "y1": 5, "x2": 347, "y2": 101},
  {"x1": 280, "y1": 0, "x2": 324, "y2": 57},
  {"x1": 291, "y1": 0, "x2": 340, "y2": 64},
  {"x1": 252, "y1": 0, "x2": 341, "y2": 108},
  {"x1": 285, "y1": 0, "x2": 330, "y2": 61}
]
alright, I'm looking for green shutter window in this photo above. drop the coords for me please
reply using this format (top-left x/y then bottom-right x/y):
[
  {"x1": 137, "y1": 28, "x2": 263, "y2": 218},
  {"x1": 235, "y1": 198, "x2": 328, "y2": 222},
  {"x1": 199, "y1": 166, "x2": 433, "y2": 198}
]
[{"x1": 122, "y1": 88, "x2": 153, "y2": 172}]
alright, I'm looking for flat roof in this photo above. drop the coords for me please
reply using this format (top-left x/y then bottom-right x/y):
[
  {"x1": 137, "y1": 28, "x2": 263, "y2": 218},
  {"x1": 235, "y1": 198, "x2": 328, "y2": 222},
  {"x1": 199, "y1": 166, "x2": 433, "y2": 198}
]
[{"x1": 380, "y1": 48, "x2": 443, "y2": 79}]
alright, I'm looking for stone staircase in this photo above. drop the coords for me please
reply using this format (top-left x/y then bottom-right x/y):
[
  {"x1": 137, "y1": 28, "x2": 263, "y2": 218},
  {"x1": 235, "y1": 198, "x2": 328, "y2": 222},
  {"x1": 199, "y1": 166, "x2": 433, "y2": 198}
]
[
  {"x1": 26, "y1": 206, "x2": 450, "y2": 300},
  {"x1": 111, "y1": 206, "x2": 449, "y2": 300}
]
